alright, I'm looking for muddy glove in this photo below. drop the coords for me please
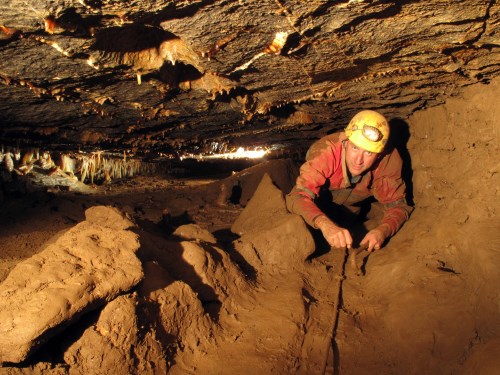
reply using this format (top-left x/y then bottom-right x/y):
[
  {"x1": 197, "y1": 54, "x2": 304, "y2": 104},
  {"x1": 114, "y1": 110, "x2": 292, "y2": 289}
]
[
  {"x1": 360, "y1": 223, "x2": 391, "y2": 252},
  {"x1": 314, "y1": 215, "x2": 353, "y2": 249}
]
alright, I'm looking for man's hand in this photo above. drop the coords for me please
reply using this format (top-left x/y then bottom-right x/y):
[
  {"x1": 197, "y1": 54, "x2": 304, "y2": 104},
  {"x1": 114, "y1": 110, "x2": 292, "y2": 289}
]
[
  {"x1": 314, "y1": 215, "x2": 353, "y2": 249},
  {"x1": 360, "y1": 224, "x2": 391, "y2": 252}
]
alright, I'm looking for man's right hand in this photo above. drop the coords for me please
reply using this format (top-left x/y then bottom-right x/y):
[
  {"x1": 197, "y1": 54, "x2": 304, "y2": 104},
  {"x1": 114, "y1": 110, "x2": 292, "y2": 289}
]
[{"x1": 314, "y1": 215, "x2": 353, "y2": 249}]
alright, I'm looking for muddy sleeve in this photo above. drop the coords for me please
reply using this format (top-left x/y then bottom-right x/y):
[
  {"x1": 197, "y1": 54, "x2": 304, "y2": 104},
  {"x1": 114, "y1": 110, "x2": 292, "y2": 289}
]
[
  {"x1": 285, "y1": 144, "x2": 336, "y2": 228},
  {"x1": 372, "y1": 149, "x2": 414, "y2": 236}
]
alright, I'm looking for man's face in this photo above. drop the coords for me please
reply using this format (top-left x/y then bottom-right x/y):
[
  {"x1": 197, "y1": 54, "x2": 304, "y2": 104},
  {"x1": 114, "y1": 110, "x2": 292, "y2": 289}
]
[{"x1": 345, "y1": 140, "x2": 379, "y2": 176}]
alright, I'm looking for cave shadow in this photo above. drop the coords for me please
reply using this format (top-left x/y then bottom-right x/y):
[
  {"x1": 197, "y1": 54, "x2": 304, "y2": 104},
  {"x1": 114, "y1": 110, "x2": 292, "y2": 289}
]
[
  {"x1": 0, "y1": 190, "x2": 91, "y2": 237},
  {"x1": 212, "y1": 228, "x2": 257, "y2": 282},
  {"x1": 5, "y1": 303, "x2": 109, "y2": 368},
  {"x1": 137, "y1": 298, "x2": 179, "y2": 366},
  {"x1": 229, "y1": 181, "x2": 242, "y2": 205},
  {"x1": 132, "y1": 223, "x2": 223, "y2": 323},
  {"x1": 92, "y1": 24, "x2": 178, "y2": 52},
  {"x1": 388, "y1": 118, "x2": 414, "y2": 206},
  {"x1": 306, "y1": 187, "x2": 391, "y2": 260},
  {"x1": 155, "y1": 62, "x2": 203, "y2": 88},
  {"x1": 155, "y1": 210, "x2": 193, "y2": 236}
]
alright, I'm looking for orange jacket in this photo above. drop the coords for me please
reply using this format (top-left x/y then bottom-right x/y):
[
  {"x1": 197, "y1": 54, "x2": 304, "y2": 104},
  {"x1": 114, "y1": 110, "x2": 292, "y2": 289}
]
[{"x1": 286, "y1": 132, "x2": 413, "y2": 237}]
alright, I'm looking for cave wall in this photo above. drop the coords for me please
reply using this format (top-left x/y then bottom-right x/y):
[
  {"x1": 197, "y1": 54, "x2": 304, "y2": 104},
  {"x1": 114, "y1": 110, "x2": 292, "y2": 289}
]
[
  {"x1": 407, "y1": 75, "x2": 500, "y2": 364},
  {"x1": 330, "y1": 76, "x2": 500, "y2": 375}
]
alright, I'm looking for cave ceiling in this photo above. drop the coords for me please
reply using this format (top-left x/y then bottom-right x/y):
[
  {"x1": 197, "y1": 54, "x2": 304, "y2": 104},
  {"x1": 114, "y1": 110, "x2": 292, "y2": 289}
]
[{"x1": 0, "y1": 0, "x2": 498, "y2": 157}]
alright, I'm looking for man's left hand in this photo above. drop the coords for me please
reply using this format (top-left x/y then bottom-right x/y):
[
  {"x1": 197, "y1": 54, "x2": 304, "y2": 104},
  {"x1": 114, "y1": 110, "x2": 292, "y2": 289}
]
[{"x1": 360, "y1": 224, "x2": 391, "y2": 252}]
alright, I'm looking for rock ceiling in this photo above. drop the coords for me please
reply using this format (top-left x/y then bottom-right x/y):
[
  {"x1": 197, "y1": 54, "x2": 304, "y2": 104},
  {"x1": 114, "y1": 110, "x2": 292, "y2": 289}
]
[{"x1": 0, "y1": 0, "x2": 498, "y2": 157}]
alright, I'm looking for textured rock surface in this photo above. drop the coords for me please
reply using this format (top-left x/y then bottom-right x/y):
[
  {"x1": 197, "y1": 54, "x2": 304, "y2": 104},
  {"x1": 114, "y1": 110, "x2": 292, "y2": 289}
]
[
  {"x1": 231, "y1": 173, "x2": 290, "y2": 235},
  {"x1": 0, "y1": 205, "x2": 143, "y2": 363},
  {"x1": 0, "y1": 0, "x2": 498, "y2": 155},
  {"x1": 63, "y1": 293, "x2": 140, "y2": 375},
  {"x1": 459, "y1": 339, "x2": 500, "y2": 375},
  {"x1": 172, "y1": 223, "x2": 217, "y2": 244},
  {"x1": 232, "y1": 173, "x2": 315, "y2": 270}
]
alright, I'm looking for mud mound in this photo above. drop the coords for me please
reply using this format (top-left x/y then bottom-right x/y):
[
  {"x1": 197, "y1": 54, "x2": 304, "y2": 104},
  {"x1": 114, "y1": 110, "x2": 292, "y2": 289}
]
[{"x1": 0, "y1": 206, "x2": 142, "y2": 363}]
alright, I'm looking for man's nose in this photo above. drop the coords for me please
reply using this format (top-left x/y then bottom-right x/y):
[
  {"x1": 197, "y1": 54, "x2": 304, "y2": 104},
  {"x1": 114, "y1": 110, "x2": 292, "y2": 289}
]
[{"x1": 354, "y1": 152, "x2": 364, "y2": 164}]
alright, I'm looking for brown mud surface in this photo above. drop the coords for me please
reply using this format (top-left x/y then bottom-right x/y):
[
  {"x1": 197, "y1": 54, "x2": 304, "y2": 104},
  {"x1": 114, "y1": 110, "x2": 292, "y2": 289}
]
[{"x1": 0, "y1": 77, "x2": 499, "y2": 374}]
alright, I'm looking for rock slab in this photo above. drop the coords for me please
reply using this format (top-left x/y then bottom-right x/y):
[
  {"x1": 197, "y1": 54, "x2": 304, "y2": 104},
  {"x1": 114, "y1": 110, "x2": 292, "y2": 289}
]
[{"x1": 0, "y1": 206, "x2": 144, "y2": 363}]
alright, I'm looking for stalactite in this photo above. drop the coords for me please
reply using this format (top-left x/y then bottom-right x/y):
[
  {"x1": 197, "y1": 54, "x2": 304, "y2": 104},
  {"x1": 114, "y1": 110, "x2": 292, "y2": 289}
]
[{"x1": 0, "y1": 148, "x2": 169, "y2": 186}]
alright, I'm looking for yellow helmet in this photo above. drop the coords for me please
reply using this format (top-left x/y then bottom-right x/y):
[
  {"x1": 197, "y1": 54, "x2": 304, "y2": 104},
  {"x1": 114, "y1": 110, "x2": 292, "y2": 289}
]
[{"x1": 345, "y1": 110, "x2": 389, "y2": 153}]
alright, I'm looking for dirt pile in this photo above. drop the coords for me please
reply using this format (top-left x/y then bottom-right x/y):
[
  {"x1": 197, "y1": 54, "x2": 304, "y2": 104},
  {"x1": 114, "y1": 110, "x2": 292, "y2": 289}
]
[
  {"x1": 0, "y1": 161, "x2": 316, "y2": 374},
  {"x1": 232, "y1": 173, "x2": 315, "y2": 271},
  {"x1": 0, "y1": 206, "x2": 142, "y2": 363}
]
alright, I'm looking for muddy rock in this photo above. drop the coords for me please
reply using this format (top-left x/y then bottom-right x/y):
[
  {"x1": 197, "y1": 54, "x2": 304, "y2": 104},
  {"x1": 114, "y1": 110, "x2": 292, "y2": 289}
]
[
  {"x1": 139, "y1": 261, "x2": 175, "y2": 300},
  {"x1": 142, "y1": 269, "x2": 214, "y2": 374},
  {"x1": 64, "y1": 293, "x2": 140, "y2": 374},
  {"x1": 231, "y1": 173, "x2": 290, "y2": 235},
  {"x1": 240, "y1": 214, "x2": 315, "y2": 271},
  {"x1": 0, "y1": 206, "x2": 143, "y2": 363},
  {"x1": 459, "y1": 338, "x2": 500, "y2": 375},
  {"x1": 225, "y1": 160, "x2": 299, "y2": 206},
  {"x1": 200, "y1": 159, "x2": 299, "y2": 207},
  {"x1": 85, "y1": 205, "x2": 136, "y2": 231},
  {"x1": 232, "y1": 173, "x2": 315, "y2": 271},
  {"x1": 173, "y1": 223, "x2": 217, "y2": 244},
  {"x1": 179, "y1": 241, "x2": 249, "y2": 302},
  {"x1": 137, "y1": 230, "x2": 250, "y2": 308}
]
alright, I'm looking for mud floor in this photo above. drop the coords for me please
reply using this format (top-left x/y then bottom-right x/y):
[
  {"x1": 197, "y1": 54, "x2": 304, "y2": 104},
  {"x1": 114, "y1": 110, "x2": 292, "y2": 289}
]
[{"x1": 0, "y1": 77, "x2": 499, "y2": 375}]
